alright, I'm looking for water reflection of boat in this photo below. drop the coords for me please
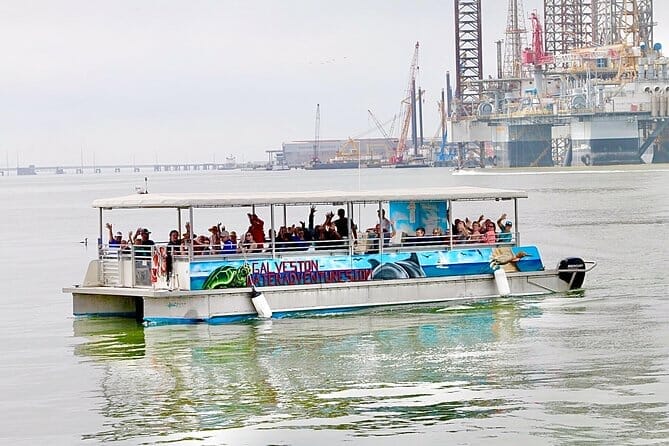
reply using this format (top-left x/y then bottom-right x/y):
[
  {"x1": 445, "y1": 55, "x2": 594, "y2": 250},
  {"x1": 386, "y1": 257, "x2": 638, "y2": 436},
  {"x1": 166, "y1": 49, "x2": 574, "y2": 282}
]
[
  {"x1": 72, "y1": 301, "x2": 536, "y2": 443},
  {"x1": 73, "y1": 318, "x2": 146, "y2": 359}
]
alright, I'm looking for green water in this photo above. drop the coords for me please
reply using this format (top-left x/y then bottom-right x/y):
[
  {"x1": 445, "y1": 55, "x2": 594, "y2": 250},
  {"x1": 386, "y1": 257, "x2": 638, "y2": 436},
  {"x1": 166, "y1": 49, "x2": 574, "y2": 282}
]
[{"x1": 1, "y1": 166, "x2": 667, "y2": 445}]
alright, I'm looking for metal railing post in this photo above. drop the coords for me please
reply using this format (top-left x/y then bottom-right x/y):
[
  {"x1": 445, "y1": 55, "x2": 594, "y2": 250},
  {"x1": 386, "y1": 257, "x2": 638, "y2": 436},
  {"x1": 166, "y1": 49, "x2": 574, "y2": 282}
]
[
  {"x1": 449, "y1": 200, "x2": 454, "y2": 250},
  {"x1": 131, "y1": 244, "x2": 136, "y2": 287},
  {"x1": 514, "y1": 198, "x2": 520, "y2": 245},
  {"x1": 188, "y1": 207, "x2": 194, "y2": 260},
  {"x1": 270, "y1": 204, "x2": 276, "y2": 258}
]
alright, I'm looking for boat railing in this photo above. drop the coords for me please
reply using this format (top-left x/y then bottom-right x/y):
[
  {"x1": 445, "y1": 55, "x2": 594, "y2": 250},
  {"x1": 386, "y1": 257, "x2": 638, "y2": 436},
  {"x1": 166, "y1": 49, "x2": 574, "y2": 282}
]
[
  {"x1": 97, "y1": 232, "x2": 519, "y2": 263},
  {"x1": 97, "y1": 244, "x2": 155, "y2": 288},
  {"x1": 98, "y1": 248, "x2": 122, "y2": 286},
  {"x1": 97, "y1": 231, "x2": 519, "y2": 287},
  {"x1": 169, "y1": 233, "x2": 517, "y2": 258}
]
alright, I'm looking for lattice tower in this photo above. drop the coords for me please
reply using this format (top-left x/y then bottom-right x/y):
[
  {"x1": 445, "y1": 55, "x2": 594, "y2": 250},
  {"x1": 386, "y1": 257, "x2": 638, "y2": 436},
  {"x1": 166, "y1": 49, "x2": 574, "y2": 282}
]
[
  {"x1": 454, "y1": 0, "x2": 483, "y2": 115},
  {"x1": 503, "y1": 0, "x2": 527, "y2": 78},
  {"x1": 593, "y1": 0, "x2": 653, "y2": 48},
  {"x1": 544, "y1": 0, "x2": 593, "y2": 66}
]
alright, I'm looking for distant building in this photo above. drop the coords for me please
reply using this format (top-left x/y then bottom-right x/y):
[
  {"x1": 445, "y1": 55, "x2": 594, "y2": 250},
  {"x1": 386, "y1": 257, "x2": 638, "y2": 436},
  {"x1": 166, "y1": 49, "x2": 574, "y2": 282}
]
[{"x1": 282, "y1": 137, "x2": 398, "y2": 166}]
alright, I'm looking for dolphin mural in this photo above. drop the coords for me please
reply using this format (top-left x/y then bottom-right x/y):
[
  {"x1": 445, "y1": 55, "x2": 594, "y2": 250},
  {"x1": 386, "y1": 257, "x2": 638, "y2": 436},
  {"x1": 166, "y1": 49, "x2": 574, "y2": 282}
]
[{"x1": 368, "y1": 252, "x2": 426, "y2": 280}]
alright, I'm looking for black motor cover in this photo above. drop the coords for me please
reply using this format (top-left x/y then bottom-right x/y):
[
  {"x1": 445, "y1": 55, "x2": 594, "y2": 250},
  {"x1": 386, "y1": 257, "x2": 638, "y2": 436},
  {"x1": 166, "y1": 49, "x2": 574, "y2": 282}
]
[{"x1": 557, "y1": 257, "x2": 586, "y2": 289}]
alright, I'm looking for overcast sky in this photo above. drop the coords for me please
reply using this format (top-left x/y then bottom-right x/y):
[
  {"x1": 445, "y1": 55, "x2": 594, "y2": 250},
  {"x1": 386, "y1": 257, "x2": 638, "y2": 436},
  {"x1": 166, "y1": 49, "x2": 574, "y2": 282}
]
[{"x1": 2, "y1": 1, "x2": 668, "y2": 166}]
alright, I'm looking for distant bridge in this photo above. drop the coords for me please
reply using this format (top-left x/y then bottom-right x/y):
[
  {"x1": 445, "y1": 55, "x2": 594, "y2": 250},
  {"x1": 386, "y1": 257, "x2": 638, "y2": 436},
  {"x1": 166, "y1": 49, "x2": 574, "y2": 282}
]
[{"x1": 0, "y1": 162, "x2": 258, "y2": 176}]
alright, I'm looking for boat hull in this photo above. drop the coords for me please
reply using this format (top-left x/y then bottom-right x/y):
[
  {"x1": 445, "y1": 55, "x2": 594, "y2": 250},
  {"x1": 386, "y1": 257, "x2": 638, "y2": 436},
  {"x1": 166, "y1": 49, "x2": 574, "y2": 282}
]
[
  {"x1": 393, "y1": 163, "x2": 431, "y2": 168},
  {"x1": 305, "y1": 161, "x2": 361, "y2": 170},
  {"x1": 67, "y1": 268, "x2": 579, "y2": 324}
]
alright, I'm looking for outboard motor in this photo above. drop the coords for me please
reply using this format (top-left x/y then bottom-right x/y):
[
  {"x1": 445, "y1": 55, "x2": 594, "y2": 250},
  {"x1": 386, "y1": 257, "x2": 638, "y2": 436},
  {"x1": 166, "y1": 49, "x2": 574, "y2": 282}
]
[{"x1": 557, "y1": 257, "x2": 586, "y2": 289}]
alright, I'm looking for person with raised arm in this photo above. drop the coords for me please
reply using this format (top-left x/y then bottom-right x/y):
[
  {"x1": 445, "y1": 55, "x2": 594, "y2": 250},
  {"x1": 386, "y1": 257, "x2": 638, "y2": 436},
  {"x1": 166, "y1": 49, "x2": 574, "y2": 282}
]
[
  {"x1": 247, "y1": 213, "x2": 265, "y2": 250},
  {"x1": 105, "y1": 222, "x2": 123, "y2": 247},
  {"x1": 497, "y1": 213, "x2": 514, "y2": 243}
]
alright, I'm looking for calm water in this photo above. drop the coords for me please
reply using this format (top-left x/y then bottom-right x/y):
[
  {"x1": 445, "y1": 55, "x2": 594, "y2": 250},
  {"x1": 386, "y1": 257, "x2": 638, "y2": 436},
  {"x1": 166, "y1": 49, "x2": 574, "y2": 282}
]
[{"x1": 1, "y1": 166, "x2": 668, "y2": 445}]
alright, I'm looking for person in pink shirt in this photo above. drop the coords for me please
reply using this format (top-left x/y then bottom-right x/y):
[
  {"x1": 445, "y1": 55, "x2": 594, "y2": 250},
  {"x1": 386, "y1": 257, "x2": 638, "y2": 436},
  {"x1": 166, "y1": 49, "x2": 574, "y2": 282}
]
[{"x1": 483, "y1": 220, "x2": 497, "y2": 244}]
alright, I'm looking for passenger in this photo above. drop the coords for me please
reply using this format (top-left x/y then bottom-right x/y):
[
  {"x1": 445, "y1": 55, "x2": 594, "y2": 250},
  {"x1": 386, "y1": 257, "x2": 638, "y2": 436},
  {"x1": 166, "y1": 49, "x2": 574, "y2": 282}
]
[
  {"x1": 229, "y1": 231, "x2": 239, "y2": 252},
  {"x1": 133, "y1": 227, "x2": 155, "y2": 257},
  {"x1": 322, "y1": 211, "x2": 342, "y2": 249},
  {"x1": 183, "y1": 222, "x2": 193, "y2": 241},
  {"x1": 365, "y1": 224, "x2": 381, "y2": 253},
  {"x1": 298, "y1": 206, "x2": 317, "y2": 244},
  {"x1": 497, "y1": 213, "x2": 513, "y2": 242},
  {"x1": 142, "y1": 228, "x2": 155, "y2": 244},
  {"x1": 119, "y1": 238, "x2": 130, "y2": 254},
  {"x1": 105, "y1": 223, "x2": 123, "y2": 247},
  {"x1": 240, "y1": 232, "x2": 258, "y2": 254},
  {"x1": 220, "y1": 230, "x2": 236, "y2": 254},
  {"x1": 193, "y1": 234, "x2": 210, "y2": 255},
  {"x1": 482, "y1": 220, "x2": 497, "y2": 244},
  {"x1": 464, "y1": 215, "x2": 485, "y2": 234},
  {"x1": 377, "y1": 209, "x2": 395, "y2": 246},
  {"x1": 180, "y1": 222, "x2": 207, "y2": 255},
  {"x1": 208, "y1": 225, "x2": 222, "y2": 254},
  {"x1": 167, "y1": 229, "x2": 181, "y2": 255},
  {"x1": 415, "y1": 227, "x2": 426, "y2": 240},
  {"x1": 333, "y1": 208, "x2": 357, "y2": 239},
  {"x1": 131, "y1": 227, "x2": 141, "y2": 244},
  {"x1": 247, "y1": 213, "x2": 265, "y2": 250},
  {"x1": 124, "y1": 230, "x2": 135, "y2": 253},
  {"x1": 275, "y1": 226, "x2": 291, "y2": 252},
  {"x1": 292, "y1": 228, "x2": 309, "y2": 251},
  {"x1": 282, "y1": 225, "x2": 302, "y2": 251},
  {"x1": 406, "y1": 227, "x2": 426, "y2": 247},
  {"x1": 431, "y1": 227, "x2": 446, "y2": 244},
  {"x1": 452, "y1": 219, "x2": 469, "y2": 243},
  {"x1": 468, "y1": 221, "x2": 484, "y2": 243},
  {"x1": 325, "y1": 225, "x2": 342, "y2": 249},
  {"x1": 311, "y1": 224, "x2": 325, "y2": 249},
  {"x1": 181, "y1": 223, "x2": 193, "y2": 253}
]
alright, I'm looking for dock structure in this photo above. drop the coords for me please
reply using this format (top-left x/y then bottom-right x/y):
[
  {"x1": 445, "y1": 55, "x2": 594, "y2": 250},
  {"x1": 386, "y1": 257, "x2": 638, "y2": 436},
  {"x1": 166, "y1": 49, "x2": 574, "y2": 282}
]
[{"x1": 449, "y1": 0, "x2": 669, "y2": 167}]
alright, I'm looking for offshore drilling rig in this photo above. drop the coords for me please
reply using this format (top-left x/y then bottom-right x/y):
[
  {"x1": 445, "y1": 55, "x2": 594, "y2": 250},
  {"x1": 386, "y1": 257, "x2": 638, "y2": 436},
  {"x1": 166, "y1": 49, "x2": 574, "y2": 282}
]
[{"x1": 449, "y1": 0, "x2": 669, "y2": 167}]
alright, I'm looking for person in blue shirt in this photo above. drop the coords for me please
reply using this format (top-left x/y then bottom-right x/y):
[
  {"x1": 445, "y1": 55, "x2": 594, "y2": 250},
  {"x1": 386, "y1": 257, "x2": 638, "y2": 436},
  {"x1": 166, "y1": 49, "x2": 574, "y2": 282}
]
[
  {"x1": 221, "y1": 231, "x2": 237, "y2": 254},
  {"x1": 497, "y1": 214, "x2": 513, "y2": 243},
  {"x1": 105, "y1": 223, "x2": 123, "y2": 247}
]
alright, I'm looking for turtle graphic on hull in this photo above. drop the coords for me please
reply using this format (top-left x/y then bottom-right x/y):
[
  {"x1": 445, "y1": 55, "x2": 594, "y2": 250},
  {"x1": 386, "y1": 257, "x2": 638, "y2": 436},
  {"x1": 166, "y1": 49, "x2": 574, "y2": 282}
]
[
  {"x1": 368, "y1": 252, "x2": 426, "y2": 280},
  {"x1": 202, "y1": 263, "x2": 252, "y2": 289}
]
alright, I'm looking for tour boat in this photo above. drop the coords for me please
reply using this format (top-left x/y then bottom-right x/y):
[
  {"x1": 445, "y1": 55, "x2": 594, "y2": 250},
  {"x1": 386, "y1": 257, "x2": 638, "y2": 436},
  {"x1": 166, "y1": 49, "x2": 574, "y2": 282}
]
[{"x1": 64, "y1": 187, "x2": 596, "y2": 324}]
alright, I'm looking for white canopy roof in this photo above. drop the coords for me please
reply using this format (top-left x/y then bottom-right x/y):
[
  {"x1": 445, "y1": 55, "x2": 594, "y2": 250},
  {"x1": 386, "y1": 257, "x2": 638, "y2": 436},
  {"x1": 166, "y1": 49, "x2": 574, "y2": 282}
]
[{"x1": 92, "y1": 186, "x2": 527, "y2": 209}]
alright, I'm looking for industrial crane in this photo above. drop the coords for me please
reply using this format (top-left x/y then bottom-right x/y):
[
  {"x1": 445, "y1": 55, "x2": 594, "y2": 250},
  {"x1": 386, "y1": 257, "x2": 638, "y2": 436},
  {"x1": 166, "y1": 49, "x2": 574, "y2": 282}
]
[
  {"x1": 394, "y1": 41, "x2": 420, "y2": 164},
  {"x1": 522, "y1": 12, "x2": 554, "y2": 67},
  {"x1": 367, "y1": 109, "x2": 396, "y2": 154}
]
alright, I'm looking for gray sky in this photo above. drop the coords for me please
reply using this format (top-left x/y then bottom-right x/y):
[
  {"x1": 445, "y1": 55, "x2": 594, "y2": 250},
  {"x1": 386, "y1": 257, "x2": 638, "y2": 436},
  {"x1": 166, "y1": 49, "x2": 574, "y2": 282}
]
[{"x1": 2, "y1": 0, "x2": 668, "y2": 166}]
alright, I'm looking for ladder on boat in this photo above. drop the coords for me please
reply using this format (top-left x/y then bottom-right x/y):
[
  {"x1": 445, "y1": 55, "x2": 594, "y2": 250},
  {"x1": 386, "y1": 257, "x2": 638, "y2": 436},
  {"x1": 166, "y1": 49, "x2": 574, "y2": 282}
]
[{"x1": 99, "y1": 251, "x2": 121, "y2": 286}]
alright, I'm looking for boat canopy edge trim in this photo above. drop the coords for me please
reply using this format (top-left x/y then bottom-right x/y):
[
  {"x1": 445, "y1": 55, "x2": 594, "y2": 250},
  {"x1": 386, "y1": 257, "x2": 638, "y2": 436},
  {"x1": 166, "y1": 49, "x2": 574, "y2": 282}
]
[{"x1": 91, "y1": 187, "x2": 528, "y2": 209}]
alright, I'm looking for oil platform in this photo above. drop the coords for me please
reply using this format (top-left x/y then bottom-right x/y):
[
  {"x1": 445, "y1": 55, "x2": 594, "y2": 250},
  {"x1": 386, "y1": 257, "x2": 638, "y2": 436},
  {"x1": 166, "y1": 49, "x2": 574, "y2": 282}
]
[{"x1": 449, "y1": 0, "x2": 669, "y2": 167}]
